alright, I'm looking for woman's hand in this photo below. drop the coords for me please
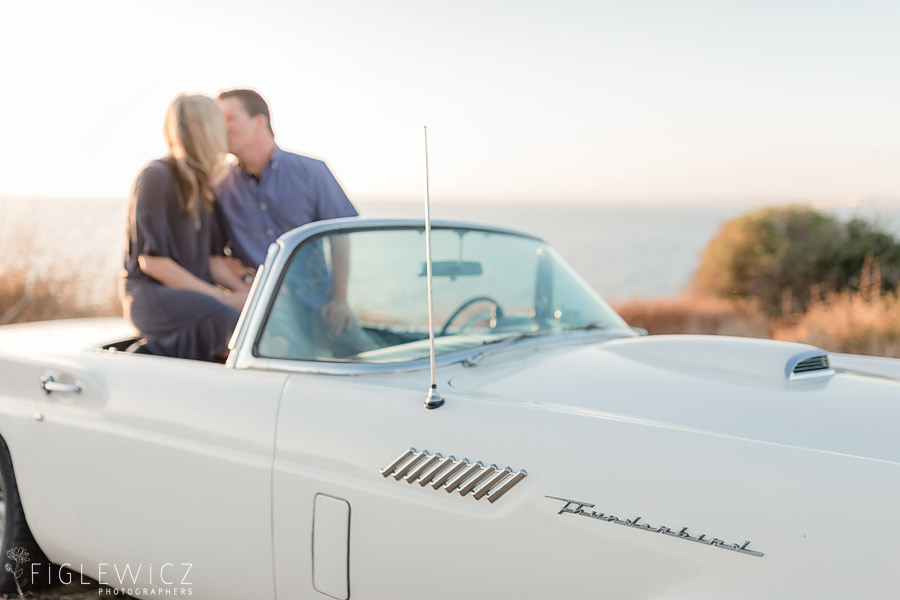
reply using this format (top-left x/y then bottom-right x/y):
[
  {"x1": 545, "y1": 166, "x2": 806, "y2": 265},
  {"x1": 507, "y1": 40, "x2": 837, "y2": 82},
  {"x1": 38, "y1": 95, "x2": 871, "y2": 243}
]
[
  {"x1": 221, "y1": 287, "x2": 250, "y2": 311},
  {"x1": 210, "y1": 255, "x2": 255, "y2": 291}
]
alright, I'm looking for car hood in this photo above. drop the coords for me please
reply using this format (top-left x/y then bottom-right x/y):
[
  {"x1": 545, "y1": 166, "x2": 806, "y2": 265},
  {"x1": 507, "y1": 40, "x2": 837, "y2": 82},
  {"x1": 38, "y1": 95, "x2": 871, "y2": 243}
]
[{"x1": 448, "y1": 334, "x2": 900, "y2": 463}]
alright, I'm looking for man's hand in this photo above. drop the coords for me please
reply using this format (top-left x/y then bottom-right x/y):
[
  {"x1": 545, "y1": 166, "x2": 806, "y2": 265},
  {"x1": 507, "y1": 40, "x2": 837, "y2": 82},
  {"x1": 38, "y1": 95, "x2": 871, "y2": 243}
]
[
  {"x1": 224, "y1": 256, "x2": 256, "y2": 285},
  {"x1": 321, "y1": 297, "x2": 354, "y2": 337}
]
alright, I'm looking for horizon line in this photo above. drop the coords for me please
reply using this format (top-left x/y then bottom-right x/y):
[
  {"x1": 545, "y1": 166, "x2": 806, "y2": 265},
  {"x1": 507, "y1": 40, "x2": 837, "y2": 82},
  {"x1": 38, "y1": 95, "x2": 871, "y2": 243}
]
[{"x1": 2, "y1": 194, "x2": 899, "y2": 209}]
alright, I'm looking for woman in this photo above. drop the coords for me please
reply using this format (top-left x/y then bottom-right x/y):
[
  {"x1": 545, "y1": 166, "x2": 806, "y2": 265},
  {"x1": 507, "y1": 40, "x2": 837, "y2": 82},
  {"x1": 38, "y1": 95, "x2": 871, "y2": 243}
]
[{"x1": 120, "y1": 93, "x2": 249, "y2": 361}]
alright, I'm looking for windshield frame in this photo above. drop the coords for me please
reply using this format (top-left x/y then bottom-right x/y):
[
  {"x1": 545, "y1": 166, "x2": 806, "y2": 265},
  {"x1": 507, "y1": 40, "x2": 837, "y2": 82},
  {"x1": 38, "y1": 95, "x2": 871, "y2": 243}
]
[{"x1": 228, "y1": 217, "x2": 635, "y2": 373}]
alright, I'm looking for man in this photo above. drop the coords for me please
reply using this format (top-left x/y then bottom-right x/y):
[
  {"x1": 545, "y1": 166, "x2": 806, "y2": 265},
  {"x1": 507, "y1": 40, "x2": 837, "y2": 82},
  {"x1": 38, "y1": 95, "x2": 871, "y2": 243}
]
[{"x1": 215, "y1": 89, "x2": 372, "y2": 358}]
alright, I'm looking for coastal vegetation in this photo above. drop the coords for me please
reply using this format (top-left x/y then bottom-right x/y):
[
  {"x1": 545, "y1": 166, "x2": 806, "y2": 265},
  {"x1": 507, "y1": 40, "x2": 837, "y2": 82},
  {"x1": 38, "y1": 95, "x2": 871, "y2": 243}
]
[
  {"x1": 617, "y1": 205, "x2": 900, "y2": 358},
  {"x1": 692, "y1": 204, "x2": 900, "y2": 316}
]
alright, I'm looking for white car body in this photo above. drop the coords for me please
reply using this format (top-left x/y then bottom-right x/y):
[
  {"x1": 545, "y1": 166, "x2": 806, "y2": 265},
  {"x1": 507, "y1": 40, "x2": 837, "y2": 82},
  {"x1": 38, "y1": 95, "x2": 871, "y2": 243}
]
[{"x1": 0, "y1": 218, "x2": 898, "y2": 599}]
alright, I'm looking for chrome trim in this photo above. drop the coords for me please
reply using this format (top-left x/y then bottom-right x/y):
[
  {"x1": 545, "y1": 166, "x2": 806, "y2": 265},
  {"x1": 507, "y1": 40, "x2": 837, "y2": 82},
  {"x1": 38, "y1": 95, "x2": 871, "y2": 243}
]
[
  {"x1": 424, "y1": 386, "x2": 444, "y2": 410},
  {"x1": 545, "y1": 496, "x2": 764, "y2": 558},
  {"x1": 445, "y1": 461, "x2": 484, "y2": 493},
  {"x1": 239, "y1": 328, "x2": 633, "y2": 376},
  {"x1": 381, "y1": 448, "x2": 416, "y2": 477},
  {"x1": 393, "y1": 452, "x2": 429, "y2": 481},
  {"x1": 431, "y1": 458, "x2": 469, "y2": 490},
  {"x1": 418, "y1": 455, "x2": 456, "y2": 487},
  {"x1": 381, "y1": 450, "x2": 527, "y2": 503},
  {"x1": 458, "y1": 464, "x2": 497, "y2": 496},
  {"x1": 228, "y1": 240, "x2": 283, "y2": 370},
  {"x1": 405, "y1": 453, "x2": 443, "y2": 483},
  {"x1": 277, "y1": 218, "x2": 543, "y2": 250},
  {"x1": 790, "y1": 367, "x2": 836, "y2": 381},
  {"x1": 473, "y1": 467, "x2": 512, "y2": 500},
  {"x1": 226, "y1": 243, "x2": 278, "y2": 366},
  {"x1": 486, "y1": 470, "x2": 527, "y2": 503},
  {"x1": 40, "y1": 375, "x2": 81, "y2": 395},
  {"x1": 422, "y1": 134, "x2": 446, "y2": 410},
  {"x1": 462, "y1": 353, "x2": 485, "y2": 368}
]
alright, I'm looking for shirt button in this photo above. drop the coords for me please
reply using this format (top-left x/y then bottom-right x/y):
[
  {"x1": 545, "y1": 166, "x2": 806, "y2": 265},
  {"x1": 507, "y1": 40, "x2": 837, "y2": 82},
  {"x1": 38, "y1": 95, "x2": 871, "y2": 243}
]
[
  {"x1": 260, "y1": 202, "x2": 268, "y2": 211},
  {"x1": 271, "y1": 162, "x2": 278, "y2": 170},
  {"x1": 250, "y1": 180, "x2": 257, "y2": 186},
  {"x1": 266, "y1": 228, "x2": 275, "y2": 236}
]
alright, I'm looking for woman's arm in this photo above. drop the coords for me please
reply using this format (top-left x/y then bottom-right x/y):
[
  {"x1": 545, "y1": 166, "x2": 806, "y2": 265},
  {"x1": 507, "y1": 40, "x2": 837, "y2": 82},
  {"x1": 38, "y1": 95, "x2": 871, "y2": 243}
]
[{"x1": 138, "y1": 255, "x2": 247, "y2": 310}]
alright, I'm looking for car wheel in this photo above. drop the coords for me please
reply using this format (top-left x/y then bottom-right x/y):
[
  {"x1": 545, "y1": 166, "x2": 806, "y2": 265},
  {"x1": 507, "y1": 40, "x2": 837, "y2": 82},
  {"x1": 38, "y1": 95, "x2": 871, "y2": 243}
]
[{"x1": 0, "y1": 435, "x2": 51, "y2": 595}]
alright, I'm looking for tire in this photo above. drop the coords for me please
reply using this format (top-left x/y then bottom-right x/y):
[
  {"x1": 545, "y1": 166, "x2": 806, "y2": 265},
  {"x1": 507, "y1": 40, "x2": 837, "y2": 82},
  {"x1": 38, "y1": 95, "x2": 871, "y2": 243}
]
[{"x1": 0, "y1": 434, "x2": 51, "y2": 595}]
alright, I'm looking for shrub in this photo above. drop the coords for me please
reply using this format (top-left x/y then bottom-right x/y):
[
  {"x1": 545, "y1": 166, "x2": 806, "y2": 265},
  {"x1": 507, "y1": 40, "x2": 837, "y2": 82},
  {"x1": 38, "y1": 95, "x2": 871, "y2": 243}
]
[{"x1": 693, "y1": 205, "x2": 900, "y2": 317}]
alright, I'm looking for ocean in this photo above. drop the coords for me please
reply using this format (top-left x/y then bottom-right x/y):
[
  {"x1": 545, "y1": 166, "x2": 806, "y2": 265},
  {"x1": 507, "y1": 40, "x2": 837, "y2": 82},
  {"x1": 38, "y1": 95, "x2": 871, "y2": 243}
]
[{"x1": 1, "y1": 197, "x2": 898, "y2": 308}]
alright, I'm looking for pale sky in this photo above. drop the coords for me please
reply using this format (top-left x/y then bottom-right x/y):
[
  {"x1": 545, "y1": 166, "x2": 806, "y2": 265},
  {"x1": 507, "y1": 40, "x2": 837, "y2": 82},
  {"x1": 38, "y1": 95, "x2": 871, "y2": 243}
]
[{"x1": 2, "y1": 0, "x2": 899, "y2": 204}]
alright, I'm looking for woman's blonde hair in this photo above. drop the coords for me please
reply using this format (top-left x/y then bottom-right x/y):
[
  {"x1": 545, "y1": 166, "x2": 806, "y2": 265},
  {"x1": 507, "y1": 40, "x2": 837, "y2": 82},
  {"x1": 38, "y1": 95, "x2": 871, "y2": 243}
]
[{"x1": 163, "y1": 94, "x2": 228, "y2": 217}]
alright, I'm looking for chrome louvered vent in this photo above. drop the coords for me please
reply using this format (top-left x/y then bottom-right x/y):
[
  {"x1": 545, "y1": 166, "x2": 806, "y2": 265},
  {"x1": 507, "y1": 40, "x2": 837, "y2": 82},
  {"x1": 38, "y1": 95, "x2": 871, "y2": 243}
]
[
  {"x1": 794, "y1": 355, "x2": 830, "y2": 373},
  {"x1": 381, "y1": 448, "x2": 527, "y2": 503},
  {"x1": 787, "y1": 352, "x2": 835, "y2": 381}
]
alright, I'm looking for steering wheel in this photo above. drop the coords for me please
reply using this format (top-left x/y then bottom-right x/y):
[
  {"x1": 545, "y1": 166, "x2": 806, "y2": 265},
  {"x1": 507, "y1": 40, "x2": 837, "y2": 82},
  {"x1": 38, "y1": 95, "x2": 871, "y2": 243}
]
[{"x1": 439, "y1": 296, "x2": 504, "y2": 336}]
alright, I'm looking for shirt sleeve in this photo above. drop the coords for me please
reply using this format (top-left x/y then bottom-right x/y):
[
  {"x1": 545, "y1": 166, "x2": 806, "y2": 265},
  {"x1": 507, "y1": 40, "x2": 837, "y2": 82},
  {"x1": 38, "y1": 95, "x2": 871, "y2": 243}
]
[
  {"x1": 313, "y1": 160, "x2": 358, "y2": 221},
  {"x1": 130, "y1": 162, "x2": 178, "y2": 258}
]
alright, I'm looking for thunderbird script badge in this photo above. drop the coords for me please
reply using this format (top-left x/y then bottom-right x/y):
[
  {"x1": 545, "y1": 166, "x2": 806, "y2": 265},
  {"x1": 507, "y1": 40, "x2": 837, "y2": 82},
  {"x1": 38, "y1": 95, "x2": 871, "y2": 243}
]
[{"x1": 547, "y1": 496, "x2": 764, "y2": 558}]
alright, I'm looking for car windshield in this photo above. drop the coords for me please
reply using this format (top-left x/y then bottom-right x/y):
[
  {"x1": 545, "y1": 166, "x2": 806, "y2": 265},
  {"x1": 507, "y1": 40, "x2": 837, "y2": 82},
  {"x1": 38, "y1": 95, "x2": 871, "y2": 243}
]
[{"x1": 255, "y1": 226, "x2": 631, "y2": 363}]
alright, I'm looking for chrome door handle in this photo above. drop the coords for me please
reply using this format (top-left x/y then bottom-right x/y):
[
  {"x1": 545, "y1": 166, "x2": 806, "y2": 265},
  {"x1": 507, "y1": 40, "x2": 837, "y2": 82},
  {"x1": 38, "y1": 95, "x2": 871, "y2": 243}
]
[{"x1": 40, "y1": 375, "x2": 82, "y2": 395}]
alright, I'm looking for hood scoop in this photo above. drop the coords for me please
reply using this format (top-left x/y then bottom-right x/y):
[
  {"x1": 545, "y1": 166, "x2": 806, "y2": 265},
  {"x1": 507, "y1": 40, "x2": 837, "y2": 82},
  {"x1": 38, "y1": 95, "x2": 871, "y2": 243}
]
[{"x1": 787, "y1": 352, "x2": 834, "y2": 381}]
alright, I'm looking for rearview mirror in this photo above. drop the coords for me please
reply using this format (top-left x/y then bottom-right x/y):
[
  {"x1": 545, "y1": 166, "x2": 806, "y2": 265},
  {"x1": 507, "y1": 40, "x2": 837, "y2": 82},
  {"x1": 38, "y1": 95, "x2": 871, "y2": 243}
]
[{"x1": 418, "y1": 260, "x2": 483, "y2": 279}]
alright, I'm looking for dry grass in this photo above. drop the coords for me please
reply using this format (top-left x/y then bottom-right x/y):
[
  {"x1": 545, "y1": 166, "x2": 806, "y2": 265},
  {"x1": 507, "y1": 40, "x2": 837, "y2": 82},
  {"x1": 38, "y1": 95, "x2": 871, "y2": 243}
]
[
  {"x1": 0, "y1": 231, "x2": 119, "y2": 325},
  {"x1": 0, "y1": 269, "x2": 119, "y2": 325},
  {"x1": 615, "y1": 284, "x2": 900, "y2": 359},
  {"x1": 613, "y1": 294, "x2": 770, "y2": 338},
  {"x1": 772, "y1": 290, "x2": 900, "y2": 357},
  {"x1": 771, "y1": 262, "x2": 900, "y2": 357}
]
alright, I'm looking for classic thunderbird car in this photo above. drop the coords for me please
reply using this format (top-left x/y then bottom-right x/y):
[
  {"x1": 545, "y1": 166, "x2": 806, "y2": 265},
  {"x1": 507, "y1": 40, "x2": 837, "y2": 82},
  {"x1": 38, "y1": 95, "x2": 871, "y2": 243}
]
[{"x1": 0, "y1": 218, "x2": 899, "y2": 599}]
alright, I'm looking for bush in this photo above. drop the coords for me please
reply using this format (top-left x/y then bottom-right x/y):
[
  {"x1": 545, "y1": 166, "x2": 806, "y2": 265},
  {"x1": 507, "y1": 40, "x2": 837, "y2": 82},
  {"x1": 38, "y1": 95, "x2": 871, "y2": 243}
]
[{"x1": 693, "y1": 205, "x2": 900, "y2": 316}]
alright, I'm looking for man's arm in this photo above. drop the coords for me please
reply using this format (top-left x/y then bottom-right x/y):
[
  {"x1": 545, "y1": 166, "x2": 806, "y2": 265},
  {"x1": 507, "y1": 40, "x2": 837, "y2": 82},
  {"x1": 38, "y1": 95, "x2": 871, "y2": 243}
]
[{"x1": 321, "y1": 234, "x2": 354, "y2": 336}]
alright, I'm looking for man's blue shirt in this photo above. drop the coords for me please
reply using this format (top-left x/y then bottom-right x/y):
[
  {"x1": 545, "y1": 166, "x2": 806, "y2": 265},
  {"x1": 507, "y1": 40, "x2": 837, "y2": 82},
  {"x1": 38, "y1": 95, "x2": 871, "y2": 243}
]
[{"x1": 215, "y1": 145, "x2": 358, "y2": 267}]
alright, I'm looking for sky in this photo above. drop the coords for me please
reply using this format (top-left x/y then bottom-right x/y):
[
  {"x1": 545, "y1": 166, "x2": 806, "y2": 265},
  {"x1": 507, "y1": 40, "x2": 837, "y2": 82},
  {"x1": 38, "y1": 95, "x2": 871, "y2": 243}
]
[{"x1": 2, "y1": 0, "x2": 899, "y2": 205}]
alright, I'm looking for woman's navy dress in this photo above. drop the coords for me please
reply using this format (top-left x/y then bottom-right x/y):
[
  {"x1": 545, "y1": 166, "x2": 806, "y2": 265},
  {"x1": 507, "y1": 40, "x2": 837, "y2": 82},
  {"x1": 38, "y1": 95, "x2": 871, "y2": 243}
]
[{"x1": 120, "y1": 159, "x2": 240, "y2": 361}]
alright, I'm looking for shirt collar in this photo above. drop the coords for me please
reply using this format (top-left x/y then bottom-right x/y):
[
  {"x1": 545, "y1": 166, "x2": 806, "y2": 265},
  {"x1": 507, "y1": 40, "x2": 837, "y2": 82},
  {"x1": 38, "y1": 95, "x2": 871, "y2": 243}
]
[{"x1": 237, "y1": 144, "x2": 282, "y2": 181}]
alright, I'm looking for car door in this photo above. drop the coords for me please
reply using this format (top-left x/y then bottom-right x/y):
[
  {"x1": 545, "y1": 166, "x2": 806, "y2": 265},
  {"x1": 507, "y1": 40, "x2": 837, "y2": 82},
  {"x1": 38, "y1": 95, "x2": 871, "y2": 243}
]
[{"x1": 15, "y1": 350, "x2": 287, "y2": 598}]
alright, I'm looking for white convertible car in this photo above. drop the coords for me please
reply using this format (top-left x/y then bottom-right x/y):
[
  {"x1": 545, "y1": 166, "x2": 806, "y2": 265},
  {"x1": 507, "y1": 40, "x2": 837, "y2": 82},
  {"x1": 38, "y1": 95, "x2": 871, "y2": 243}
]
[{"x1": 1, "y1": 218, "x2": 899, "y2": 599}]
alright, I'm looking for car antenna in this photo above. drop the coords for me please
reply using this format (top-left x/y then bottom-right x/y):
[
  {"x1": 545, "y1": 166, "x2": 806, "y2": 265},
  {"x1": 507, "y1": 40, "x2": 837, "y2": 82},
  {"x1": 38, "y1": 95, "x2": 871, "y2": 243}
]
[{"x1": 423, "y1": 125, "x2": 444, "y2": 410}]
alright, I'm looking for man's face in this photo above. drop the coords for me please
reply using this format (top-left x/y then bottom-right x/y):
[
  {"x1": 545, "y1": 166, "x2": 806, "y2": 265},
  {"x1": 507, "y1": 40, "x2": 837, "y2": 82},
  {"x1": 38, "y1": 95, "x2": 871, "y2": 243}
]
[{"x1": 217, "y1": 97, "x2": 258, "y2": 159}]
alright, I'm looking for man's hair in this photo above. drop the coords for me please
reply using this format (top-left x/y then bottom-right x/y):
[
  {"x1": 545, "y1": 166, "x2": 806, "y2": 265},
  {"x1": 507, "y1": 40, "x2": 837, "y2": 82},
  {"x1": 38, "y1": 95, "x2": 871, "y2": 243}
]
[{"x1": 218, "y1": 89, "x2": 274, "y2": 137}]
